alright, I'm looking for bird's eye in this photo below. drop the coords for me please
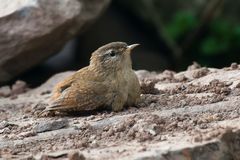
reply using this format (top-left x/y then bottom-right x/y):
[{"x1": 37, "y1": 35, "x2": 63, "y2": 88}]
[{"x1": 109, "y1": 50, "x2": 116, "y2": 57}]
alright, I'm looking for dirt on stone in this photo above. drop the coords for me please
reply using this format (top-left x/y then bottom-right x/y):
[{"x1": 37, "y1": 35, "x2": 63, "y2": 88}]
[{"x1": 1, "y1": 63, "x2": 240, "y2": 159}]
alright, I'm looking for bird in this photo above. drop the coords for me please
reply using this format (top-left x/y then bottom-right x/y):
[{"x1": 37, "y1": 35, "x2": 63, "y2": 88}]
[{"x1": 41, "y1": 42, "x2": 141, "y2": 114}]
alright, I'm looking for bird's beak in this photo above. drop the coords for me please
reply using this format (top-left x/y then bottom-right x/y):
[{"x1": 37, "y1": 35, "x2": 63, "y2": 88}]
[{"x1": 127, "y1": 44, "x2": 140, "y2": 52}]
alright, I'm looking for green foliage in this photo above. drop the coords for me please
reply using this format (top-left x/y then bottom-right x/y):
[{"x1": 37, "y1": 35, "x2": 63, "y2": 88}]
[
  {"x1": 166, "y1": 11, "x2": 198, "y2": 40},
  {"x1": 233, "y1": 26, "x2": 240, "y2": 44},
  {"x1": 201, "y1": 20, "x2": 231, "y2": 55},
  {"x1": 201, "y1": 36, "x2": 229, "y2": 55},
  {"x1": 166, "y1": 11, "x2": 240, "y2": 57}
]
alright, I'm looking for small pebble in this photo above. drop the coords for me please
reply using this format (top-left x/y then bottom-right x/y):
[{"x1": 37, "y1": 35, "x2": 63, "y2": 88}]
[
  {"x1": 0, "y1": 86, "x2": 11, "y2": 97},
  {"x1": 231, "y1": 62, "x2": 238, "y2": 69},
  {"x1": 12, "y1": 80, "x2": 27, "y2": 95},
  {"x1": 33, "y1": 119, "x2": 69, "y2": 133},
  {"x1": 0, "y1": 120, "x2": 9, "y2": 129},
  {"x1": 68, "y1": 151, "x2": 85, "y2": 160}
]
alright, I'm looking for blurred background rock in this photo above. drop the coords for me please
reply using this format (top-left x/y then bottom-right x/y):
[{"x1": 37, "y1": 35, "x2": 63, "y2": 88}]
[{"x1": 3, "y1": 0, "x2": 240, "y2": 86}]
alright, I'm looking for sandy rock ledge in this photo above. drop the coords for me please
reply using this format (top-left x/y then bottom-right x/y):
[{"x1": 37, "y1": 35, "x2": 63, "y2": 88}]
[{"x1": 0, "y1": 64, "x2": 240, "y2": 159}]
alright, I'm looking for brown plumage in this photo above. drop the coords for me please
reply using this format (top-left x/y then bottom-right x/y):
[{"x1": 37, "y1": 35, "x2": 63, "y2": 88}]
[{"x1": 43, "y1": 42, "x2": 140, "y2": 114}]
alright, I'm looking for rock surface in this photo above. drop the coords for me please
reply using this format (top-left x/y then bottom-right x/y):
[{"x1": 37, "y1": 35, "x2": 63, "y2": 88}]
[
  {"x1": 0, "y1": 0, "x2": 110, "y2": 83},
  {"x1": 1, "y1": 64, "x2": 240, "y2": 159}
]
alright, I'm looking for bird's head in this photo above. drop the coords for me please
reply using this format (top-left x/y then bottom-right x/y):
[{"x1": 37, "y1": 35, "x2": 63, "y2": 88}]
[{"x1": 89, "y1": 42, "x2": 139, "y2": 72}]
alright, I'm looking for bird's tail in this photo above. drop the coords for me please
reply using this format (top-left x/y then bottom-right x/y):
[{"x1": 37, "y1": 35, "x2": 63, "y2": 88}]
[
  {"x1": 37, "y1": 103, "x2": 78, "y2": 117},
  {"x1": 37, "y1": 104, "x2": 62, "y2": 117}
]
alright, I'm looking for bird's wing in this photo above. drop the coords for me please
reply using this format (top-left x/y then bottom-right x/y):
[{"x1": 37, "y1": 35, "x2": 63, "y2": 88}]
[
  {"x1": 51, "y1": 67, "x2": 89, "y2": 101},
  {"x1": 46, "y1": 81, "x2": 110, "y2": 112}
]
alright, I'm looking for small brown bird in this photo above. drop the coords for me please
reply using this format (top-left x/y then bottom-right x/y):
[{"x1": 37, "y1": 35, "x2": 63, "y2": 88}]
[{"x1": 43, "y1": 42, "x2": 140, "y2": 113}]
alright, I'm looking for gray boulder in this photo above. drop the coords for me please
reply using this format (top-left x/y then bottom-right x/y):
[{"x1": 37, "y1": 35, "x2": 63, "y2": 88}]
[{"x1": 0, "y1": 0, "x2": 110, "y2": 84}]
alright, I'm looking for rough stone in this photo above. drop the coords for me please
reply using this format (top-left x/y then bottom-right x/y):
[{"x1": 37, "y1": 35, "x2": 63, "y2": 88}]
[{"x1": 0, "y1": 0, "x2": 110, "y2": 83}]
